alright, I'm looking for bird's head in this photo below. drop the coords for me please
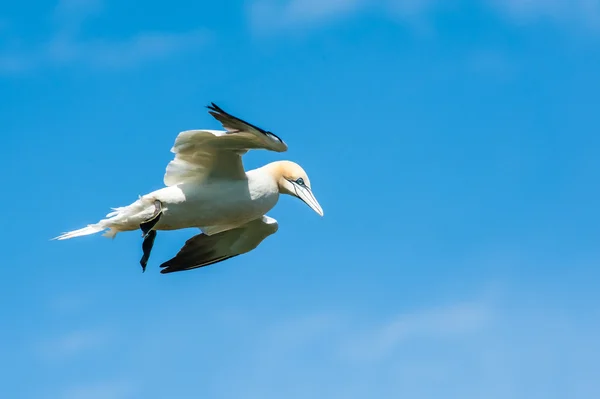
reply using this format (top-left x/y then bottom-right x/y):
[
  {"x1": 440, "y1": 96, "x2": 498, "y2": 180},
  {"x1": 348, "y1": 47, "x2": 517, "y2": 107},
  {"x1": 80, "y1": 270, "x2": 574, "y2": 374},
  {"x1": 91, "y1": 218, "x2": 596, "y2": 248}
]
[{"x1": 268, "y1": 161, "x2": 324, "y2": 216}]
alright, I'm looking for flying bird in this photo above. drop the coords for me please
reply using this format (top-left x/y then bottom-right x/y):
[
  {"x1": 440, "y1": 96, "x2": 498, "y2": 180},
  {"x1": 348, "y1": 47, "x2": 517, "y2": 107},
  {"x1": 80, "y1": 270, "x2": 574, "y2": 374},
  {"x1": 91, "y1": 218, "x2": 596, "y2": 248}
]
[{"x1": 54, "y1": 103, "x2": 323, "y2": 274}]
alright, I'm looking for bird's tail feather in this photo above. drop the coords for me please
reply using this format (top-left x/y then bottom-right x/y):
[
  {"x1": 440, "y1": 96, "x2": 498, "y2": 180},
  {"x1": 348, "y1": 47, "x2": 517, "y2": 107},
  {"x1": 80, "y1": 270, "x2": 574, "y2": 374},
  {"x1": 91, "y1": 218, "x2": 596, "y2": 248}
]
[
  {"x1": 53, "y1": 224, "x2": 107, "y2": 240},
  {"x1": 53, "y1": 197, "x2": 153, "y2": 241}
]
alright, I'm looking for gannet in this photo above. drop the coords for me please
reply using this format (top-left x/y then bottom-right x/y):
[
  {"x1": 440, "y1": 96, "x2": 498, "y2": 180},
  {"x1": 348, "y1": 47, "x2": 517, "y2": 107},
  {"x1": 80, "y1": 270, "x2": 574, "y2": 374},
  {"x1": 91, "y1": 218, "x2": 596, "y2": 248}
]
[{"x1": 54, "y1": 103, "x2": 323, "y2": 274}]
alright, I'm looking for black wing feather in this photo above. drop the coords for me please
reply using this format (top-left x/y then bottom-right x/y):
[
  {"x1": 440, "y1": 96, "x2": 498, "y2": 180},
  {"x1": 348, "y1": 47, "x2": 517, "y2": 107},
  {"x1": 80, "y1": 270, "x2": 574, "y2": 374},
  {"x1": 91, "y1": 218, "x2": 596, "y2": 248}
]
[
  {"x1": 206, "y1": 103, "x2": 283, "y2": 143},
  {"x1": 159, "y1": 232, "x2": 238, "y2": 274},
  {"x1": 160, "y1": 254, "x2": 238, "y2": 274}
]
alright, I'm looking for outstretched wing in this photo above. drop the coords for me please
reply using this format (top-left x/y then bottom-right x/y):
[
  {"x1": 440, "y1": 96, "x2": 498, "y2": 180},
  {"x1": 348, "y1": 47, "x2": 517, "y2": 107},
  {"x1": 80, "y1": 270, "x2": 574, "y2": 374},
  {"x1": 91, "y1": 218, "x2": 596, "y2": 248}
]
[
  {"x1": 159, "y1": 216, "x2": 279, "y2": 274},
  {"x1": 207, "y1": 103, "x2": 285, "y2": 144},
  {"x1": 163, "y1": 103, "x2": 288, "y2": 186}
]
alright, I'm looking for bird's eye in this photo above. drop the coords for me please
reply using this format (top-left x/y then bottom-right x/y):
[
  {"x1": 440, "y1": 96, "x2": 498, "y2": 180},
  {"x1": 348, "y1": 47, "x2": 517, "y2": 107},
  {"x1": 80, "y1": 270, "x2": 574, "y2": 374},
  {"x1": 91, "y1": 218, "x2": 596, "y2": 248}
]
[{"x1": 295, "y1": 178, "x2": 305, "y2": 186}]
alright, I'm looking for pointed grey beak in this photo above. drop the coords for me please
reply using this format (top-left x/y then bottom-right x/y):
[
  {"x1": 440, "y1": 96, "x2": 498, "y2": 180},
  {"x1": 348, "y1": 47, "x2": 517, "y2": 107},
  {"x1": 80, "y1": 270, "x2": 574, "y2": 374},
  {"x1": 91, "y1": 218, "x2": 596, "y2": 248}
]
[{"x1": 295, "y1": 185, "x2": 324, "y2": 216}]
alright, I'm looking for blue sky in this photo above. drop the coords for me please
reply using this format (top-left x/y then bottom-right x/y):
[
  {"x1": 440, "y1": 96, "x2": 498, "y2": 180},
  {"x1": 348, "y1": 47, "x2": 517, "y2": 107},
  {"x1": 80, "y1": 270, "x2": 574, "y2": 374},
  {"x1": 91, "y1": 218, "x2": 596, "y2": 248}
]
[{"x1": 1, "y1": 0, "x2": 600, "y2": 398}]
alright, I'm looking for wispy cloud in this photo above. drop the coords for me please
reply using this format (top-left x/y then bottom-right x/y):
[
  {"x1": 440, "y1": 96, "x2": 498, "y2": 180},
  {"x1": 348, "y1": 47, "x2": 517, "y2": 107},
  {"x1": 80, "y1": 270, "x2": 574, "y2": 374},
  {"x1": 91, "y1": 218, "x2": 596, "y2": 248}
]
[
  {"x1": 216, "y1": 297, "x2": 494, "y2": 398},
  {"x1": 243, "y1": 297, "x2": 493, "y2": 366},
  {"x1": 248, "y1": 0, "x2": 368, "y2": 32},
  {"x1": 256, "y1": 312, "x2": 341, "y2": 359},
  {"x1": 490, "y1": 0, "x2": 600, "y2": 30},
  {"x1": 62, "y1": 379, "x2": 138, "y2": 399},
  {"x1": 342, "y1": 301, "x2": 492, "y2": 362},
  {"x1": 45, "y1": 29, "x2": 209, "y2": 69},
  {"x1": 47, "y1": 293, "x2": 90, "y2": 315},
  {"x1": 466, "y1": 49, "x2": 517, "y2": 78},
  {"x1": 245, "y1": 0, "x2": 448, "y2": 33},
  {"x1": 234, "y1": 300, "x2": 493, "y2": 368},
  {"x1": 38, "y1": 327, "x2": 112, "y2": 360},
  {"x1": 54, "y1": 0, "x2": 104, "y2": 27},
  {"x1": 248, "y1": 0, "x2": 600, "y2": 33},
  {"x1": 248, "y1": 0, "x2": 437, "y2": 32},
  {"x1": 0, "y1": 0, "x2": 209, "y2": 74}
]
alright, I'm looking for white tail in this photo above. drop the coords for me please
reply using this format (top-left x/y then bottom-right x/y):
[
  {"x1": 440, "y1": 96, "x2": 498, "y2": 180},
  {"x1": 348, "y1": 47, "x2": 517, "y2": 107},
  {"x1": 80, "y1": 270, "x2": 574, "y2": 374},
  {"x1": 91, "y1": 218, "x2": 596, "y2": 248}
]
[
  {"x1": 53, "y1": 224, "x2": 106, "y2": 240},
  {"x1": 53, "y1": 197, "x2": 155, "y2": 241}
]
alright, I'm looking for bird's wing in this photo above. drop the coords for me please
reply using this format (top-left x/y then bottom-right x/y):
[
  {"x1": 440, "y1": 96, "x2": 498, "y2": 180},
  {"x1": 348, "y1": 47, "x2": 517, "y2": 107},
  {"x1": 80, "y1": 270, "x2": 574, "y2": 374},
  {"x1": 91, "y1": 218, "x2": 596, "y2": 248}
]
[
  {"x1": 163, "y1": 103, "x2": 288, "y2": 186},
  {"x1": 159, "y1": 216, "x2": 279, "y2": 274}
]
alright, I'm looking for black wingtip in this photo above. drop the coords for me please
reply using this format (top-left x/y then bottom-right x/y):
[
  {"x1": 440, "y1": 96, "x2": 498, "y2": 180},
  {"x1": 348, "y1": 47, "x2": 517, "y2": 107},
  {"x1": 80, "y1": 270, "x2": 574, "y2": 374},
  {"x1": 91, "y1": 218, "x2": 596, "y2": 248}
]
[
  {"x1": 159, "y1": 259, "x2": 179, "y2": 274},
  {"x1": 159, "y1": 261, "x2": 171, "y2": 269},
  {"x1": 206, "y1": 102, "x2": 223, "y2": 113},
  {"x1": 158, "y1": 260, "x2": 188, "y2": 274},
  {"x1": 159, "y1": 262, "x2": 181, "y2": 274}
]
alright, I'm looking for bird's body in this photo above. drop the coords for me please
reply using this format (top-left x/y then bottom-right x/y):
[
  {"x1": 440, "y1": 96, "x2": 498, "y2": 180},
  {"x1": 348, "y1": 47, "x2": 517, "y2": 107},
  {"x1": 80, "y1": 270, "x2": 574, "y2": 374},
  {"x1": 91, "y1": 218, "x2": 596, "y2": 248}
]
[
  {"x1": 86, "y1": 166, "x2": 280, "y2": 237},
  {"x1": 151, "y1": 168, "x2": 280, "y2": 234},
  {"x1": 55, "y1": 103, "x2": 323, "y2": 273}
]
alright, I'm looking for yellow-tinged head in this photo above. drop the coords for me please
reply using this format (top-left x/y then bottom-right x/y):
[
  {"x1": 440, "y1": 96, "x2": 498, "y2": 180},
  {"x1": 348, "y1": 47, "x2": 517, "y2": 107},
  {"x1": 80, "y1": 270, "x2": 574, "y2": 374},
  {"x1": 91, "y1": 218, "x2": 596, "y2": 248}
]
[{"x1": 265, "y1": 161, "x2": 324, "y2": 216}]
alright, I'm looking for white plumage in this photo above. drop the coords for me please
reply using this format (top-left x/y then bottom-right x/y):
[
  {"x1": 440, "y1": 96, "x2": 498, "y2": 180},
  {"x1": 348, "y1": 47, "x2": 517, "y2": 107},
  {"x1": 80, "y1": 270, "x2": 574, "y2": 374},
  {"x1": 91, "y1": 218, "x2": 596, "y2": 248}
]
[{"x1": 54, "y1": 103, "x2": 323, "y2": 273}]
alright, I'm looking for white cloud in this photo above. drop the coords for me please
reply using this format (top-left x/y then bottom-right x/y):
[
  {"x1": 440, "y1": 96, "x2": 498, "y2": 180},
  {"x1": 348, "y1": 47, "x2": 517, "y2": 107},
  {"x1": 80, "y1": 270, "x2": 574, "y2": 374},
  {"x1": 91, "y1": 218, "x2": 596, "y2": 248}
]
[
  {"x1": 466, "y1": 49, "x2": 517, "y2": 78},
  {"x1": 54, "y1": 0, "x2": 103, "y2": 23},
  {"x1": 258, "y1": 312, "x2": 341, "y2": 357},
  {"x1": 45, "y1": 29, "x2": 209, "y2": 69},
  {"x1": 343, "y1": 301, "x2": 491, "y2": 361},
  {"x1": 491, "y1": 0, "x2": 600, "y2": 29},
  {"x1": 248, "y1": 0, "x2": 441, "y2": 32},
  {"x1": 0, "y1": 54, "x2": 31, "y2": 73},
  {"x1": 284, "y1": 0, "x2": 365, "y2": 21},
  {"x1": 52, "y1": 0, "x2": 104, "y2": 37},
  {"x1": 236, "y1": 300, "x2": 492, "y2": 368},
  {"x1": 47, "y1": 294, "x2": 90, "y2": 315},
  {"x1": 0, "y1": 0, "x2": 209, "y2": 74},
  {"x1": 215, "y1": 297, "x2": 495, "y2": 398},
  {"x1": 249, "y1": 0, "x2": 368, "y2": 31},
  {"x1": 248, "y1": 0, "x2": 600, "y2": 33},
  {"x1": 62, "y1": 379, "x2": 138, "y2": 399},
  {"x1": 387, "y1": 0, "x2": 437, "y2": 16},
  {"x1": 38, "y1": 328, "x2": 112, "y2": 360}
]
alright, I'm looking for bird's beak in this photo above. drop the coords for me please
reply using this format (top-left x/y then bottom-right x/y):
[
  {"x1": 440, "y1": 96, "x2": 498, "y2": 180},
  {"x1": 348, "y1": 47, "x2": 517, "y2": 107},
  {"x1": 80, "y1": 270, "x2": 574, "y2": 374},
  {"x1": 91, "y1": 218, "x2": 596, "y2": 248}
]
[{"x1": 295, "y1": 185, "x2": 324, "y2": 216}]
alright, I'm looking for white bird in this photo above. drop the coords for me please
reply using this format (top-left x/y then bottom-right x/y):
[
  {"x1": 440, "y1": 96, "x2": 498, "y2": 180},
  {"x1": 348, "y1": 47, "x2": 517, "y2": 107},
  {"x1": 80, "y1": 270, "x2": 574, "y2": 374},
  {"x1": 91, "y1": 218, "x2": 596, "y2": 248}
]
[{"x1": 54, "y1": 103, "x2": 324, "y2": 274}]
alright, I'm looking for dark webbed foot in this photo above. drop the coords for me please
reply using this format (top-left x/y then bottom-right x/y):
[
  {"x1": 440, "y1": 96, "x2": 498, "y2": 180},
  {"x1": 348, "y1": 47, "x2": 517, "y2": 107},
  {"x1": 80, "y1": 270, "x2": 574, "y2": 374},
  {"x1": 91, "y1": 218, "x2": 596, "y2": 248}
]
[
  {"x1": 140, "y1": 230, "x2": 157, "y2": 272},
  {"x1": 140, "y1": 200, "x2": 163, "y2": 238},
  {"x1": 138, "y1": 200, "x2": 163, "y2": 272}
]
